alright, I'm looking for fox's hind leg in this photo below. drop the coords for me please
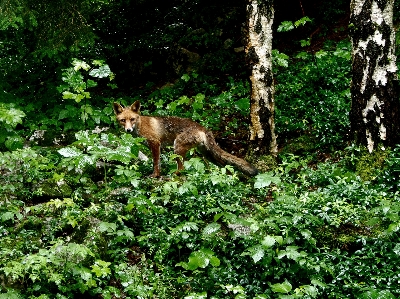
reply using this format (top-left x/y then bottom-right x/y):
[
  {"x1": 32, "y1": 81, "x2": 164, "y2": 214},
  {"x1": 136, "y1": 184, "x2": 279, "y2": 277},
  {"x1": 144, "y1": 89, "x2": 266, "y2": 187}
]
[
  {"x1": 174, "y1": 131, "x2": 205, "y2": 172},
  {"x1": 173, "y1": 143, "x2": 192, "y2": 172}
]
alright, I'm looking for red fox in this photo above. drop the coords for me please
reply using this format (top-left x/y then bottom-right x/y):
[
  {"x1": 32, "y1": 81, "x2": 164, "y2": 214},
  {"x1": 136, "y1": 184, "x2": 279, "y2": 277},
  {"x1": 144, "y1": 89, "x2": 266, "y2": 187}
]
[{"x1": 113, "y1": 101, "x2": 258, "y2": 177}]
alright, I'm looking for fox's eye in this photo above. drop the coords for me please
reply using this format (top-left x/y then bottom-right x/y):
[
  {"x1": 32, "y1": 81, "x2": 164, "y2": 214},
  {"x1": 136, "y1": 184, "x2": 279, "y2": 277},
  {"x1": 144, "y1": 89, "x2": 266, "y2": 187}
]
[
  {"x1": 120, "y1": 119, "x2": 126, "y2": 123},
  {"x1": 131, "y1": 118, "x2": 135, "y2": 122}
]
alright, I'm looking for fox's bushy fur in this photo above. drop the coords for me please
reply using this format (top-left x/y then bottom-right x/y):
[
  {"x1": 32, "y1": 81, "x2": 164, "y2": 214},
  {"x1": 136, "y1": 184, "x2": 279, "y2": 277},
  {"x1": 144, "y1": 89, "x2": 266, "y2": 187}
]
[{"x1": 113, "y1": 101, "x2": 258, "y2": 177}]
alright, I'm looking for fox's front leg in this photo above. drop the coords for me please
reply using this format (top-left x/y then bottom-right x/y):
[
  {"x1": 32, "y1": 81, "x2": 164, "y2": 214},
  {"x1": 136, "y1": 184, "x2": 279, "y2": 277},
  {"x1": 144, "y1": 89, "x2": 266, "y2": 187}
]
[{"x1": 148, "y1": 141, "x2": 161, "y2": 177}]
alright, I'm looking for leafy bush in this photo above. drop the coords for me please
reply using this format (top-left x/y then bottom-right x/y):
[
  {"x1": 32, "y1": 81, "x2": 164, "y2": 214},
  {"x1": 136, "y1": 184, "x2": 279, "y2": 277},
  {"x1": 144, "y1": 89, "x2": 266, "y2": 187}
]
[
  {"x1": 275, "y1": 41, "x2": 351, "y2": 149},
  {"x1": 0, "y1": 102, "x2": 26, "y2": 150}
]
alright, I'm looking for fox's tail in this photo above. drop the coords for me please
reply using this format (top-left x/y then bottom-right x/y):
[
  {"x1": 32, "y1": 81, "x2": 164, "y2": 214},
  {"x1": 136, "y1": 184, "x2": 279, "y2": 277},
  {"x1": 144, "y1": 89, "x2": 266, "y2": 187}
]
[{"x1": 203, "y1": 132, "x2": 259, "y2": 176}]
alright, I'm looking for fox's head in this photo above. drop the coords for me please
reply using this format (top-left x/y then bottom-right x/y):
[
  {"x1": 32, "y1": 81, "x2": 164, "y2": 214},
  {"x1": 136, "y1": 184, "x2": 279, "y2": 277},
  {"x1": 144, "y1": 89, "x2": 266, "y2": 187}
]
[{"x1": 113, "y1": 101, "x2": 141, "y2": 133}]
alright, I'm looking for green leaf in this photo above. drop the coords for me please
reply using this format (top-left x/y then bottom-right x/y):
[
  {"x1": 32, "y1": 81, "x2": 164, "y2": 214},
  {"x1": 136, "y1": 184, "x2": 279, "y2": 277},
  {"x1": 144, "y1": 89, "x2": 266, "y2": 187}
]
[
  {"x1": 98, "y1": 222, "x2": 117, "y2": 233},
  {"x1": 58, "y1": 147, "x2": 82, "y2": 158},
  {"x1": 254, "y1": 172, "x2": 281, "y2": 189},
  {"x1": 295, "y1": 51, "x2": 309, "y2": 59},
  {"x1": 86, "y1": 79, "x2": 98, "y2": 88},
  {"x1": 272, "y1": 49, "x2": 289, "y2": 67},
  {"x1": 181, "y1": 73, "x2": 190, "y2": 82},
  {"x1": 89, "y1": 65, "x2": 112, "y2": 78},
  {"x1": 184, "y1": 292, "x2": 207, "y2": 299},
  {"x1": 0, "y1": 104, "x2": 25, "y2": 127},
  {"x1": 393, "y1": 243, "x2": 400, "y2": 255},
  {"x1": 5, "y1": 136, "x2": 24, "y2": 151},
  {"x1": 311, "y1": 279, "x2": 326, "y2": 288},
  {"x1": 251, "y1": 245, "x2": 265, "y2": 263},
  {"x1": 224, "y1": 285, "x2": 245, "y2": 294},
  {"x1": 235, "y1": 97, "x2": 250, "y2": 113},
  {"x1": 72, "y1": 59, "x2": 90, "y2": 71},
  {"x1": 294, "y1": 16, "x2": 312, "y2": 27},
  {"x1": 277, "y1": 21, "x2": 294, "y2": 32},
  {"x1": 202, "y1": 223, "x2": 221, "y2": 237},
  {"x1": 300, "y1": 38, "x2": 311, "y2": 47},
  {"x1": 92, "y1": 59, "x2": 105, "y2": 66},
  {"x1": 184, "y1": 157, "x2": 205, "y2": 173},
  {"x1": 261, "y1": 235, "x2": 276, "y2": 247},
  {"x1": 302, "y1": 285, "x2": 318, "y2": 297},
  {"x1": 91, "y1": 260, "x2": 111, "y2": 277},
  {"x1": 300, "y1": 229, "x2": 312, "y2": 240},
  {"x1": 271, "y1": 280, "x2": 292, "y2": 294},
  {"x1": 209, "y1": 255, "x2": 220, "y2": 267},
  {"x1": 0, "y1": 290, "x2": 22, "y2": 299},
  {"x1": 1, "y1": 212, "x2": 15, "y2": 222},
  {"x1": 179, "y1": 248, "x2": 220, "y2": 271},
  {"x1": 315, "y1": 50, "x2": 328, "y2": 58}
]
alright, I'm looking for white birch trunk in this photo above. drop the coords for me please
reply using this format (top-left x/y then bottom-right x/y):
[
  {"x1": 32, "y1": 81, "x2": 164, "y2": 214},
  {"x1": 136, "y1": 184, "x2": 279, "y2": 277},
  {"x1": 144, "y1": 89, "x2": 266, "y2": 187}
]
[
  {"x1": 246, "y1": 0, "x2": 277, "y2": 155},
  {"x1": 350, "y1": 0, "x2": 399, "y2": 152}
]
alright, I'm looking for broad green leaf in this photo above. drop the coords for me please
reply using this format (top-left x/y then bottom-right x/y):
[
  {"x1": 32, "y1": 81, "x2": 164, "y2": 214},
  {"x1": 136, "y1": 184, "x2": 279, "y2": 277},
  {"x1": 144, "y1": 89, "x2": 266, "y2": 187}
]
[
  {"x1": 0, "y1": 105, "x2": 25, "y2": 127},
  {"x1": 294, "y1": 16, "x2": 312, "y2": 27},
  {"x1": 224, "y1": 285, "x2": 245, "y2": 294},
  {"x1": 302, "y1": 285, "x2": 318, "y2": 297},
  {"x1": 244, "y1": 245, "x2": 265, "y2": 263},
  {"x1": 0, "y1": 290, "x2": 21, "y2": 299},
  {"x1": 272, "y1": 49, "x2": 289, "y2": 67},
  {"x1": 274, "y1": 235, "x2": 284, "y2": 245},
  {"x1": 387, "y1": 222, "x2": 399, "y2": 233},
  {"x1": 187, "y1": 252, "x2": 208, "y2": 270},
  {"x1": 202, "y1": 223, "x2": 221, "y2": 237},
  {"x1": 271, "y1": 280, "x2": 292, "y2": 294},
  {"x1": 235, "y1": 97, "x2": 250, "y2": 113},
  {"x1": 181, "y1": 73, "x2": 190, "y2": 82},
  {"x1": 86, "y1": 79, "x2": 98, "y2": 88},
  {"x1": 254, "y1": 172, "x2": 281, "y2": 189},
  {"x1": 91, "y1": 260, "x2": 111, "y2": 277},
  {"x1": 184, "y1": 292, "x2": 207, "y2": 299},
  {"x1": 393, "y1": 243, "x2": 400, "y2": 255},
  {"x1": 209, "y1": 255, "x2": 220, "y2": 267},
  {"x1": 180, "y1": 248, "x2": 220, "y2": 270},
  {"x1": 98, "y1": 222, "x2": 117, "y2": 233},
  {"x1": 89, "y1": 65, "x2": 112, "y2": 78},
  {"x1": 277, "y1": 21, "x2": 294, "y2": 32},
  {"x1": 311, "y1": 279, "x2": 326, "y2": 288},
  {"x1": 5, "y1": 136, "x2": 24, "y2": 151},
  {"x1": 1, "y1": 212, "x2": 15, "y2": 222},
  {"x1": 58, "y1": 147, "x2": 82, "y2": 158},
  {"x1": 295, "y1": 51, "x2": 309, "y2": 59},
  {"x1": 92, "y1": 59, "x2": 105, "y2": 66},
  {"x1": 300, "y1": 38, "x2": 311, "y2": 47},
  {"x1": 261, "y1": 235, "x2": 276, "y2": 247},
  {"x1": 315, "y1": 50, "x2": 327, "y2": 58},
  {"x1": 300, "y1": 229, "x2": 312, "y2": 239},
  {"x1": 72, "y1": 59, "x2": 90, "y2": 71}
]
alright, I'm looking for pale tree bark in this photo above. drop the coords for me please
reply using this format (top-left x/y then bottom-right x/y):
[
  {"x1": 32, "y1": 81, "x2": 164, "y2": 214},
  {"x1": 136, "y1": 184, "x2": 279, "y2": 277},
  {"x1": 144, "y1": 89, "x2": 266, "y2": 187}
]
[
  {"x1": 245, "y1": 0, "x2": 277, "y2": 156},
  {"x1": 349, "y1": 0, "x2": 400, "y2": 152}
]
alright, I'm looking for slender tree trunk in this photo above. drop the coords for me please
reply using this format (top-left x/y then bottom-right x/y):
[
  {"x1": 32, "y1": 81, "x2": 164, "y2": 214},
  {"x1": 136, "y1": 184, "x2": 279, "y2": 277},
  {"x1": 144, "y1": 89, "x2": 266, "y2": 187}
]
[
  {"x1": 245, "y1": 0, "x2": 277, "y2": 156},
  {"x1": 349, "y1": 0, "x2": 400, "y2": 152}
]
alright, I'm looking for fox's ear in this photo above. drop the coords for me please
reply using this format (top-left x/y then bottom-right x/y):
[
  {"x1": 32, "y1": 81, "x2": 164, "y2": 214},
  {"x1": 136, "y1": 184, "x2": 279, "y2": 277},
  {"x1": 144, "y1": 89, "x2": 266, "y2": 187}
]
[
  {"x1": 130, "y1": 101, "x2": 141, "y2": 113},
  {"x1": 113, "y1": 102, "x2": 124, "y2": 115}
]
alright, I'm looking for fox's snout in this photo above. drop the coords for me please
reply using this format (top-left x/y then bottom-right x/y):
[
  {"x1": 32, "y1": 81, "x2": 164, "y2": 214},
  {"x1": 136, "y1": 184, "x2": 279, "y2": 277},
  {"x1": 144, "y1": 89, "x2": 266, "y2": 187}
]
[{"x1": 125, "y1": 127, "x2": 134, "y2": 132}]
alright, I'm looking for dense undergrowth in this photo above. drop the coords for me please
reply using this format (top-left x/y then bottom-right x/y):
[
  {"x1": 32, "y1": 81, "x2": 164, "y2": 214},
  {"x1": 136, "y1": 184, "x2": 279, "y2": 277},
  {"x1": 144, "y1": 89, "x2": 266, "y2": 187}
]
[
  {"x1": 1, "y1": 136, "x2": 400, "y2": 299},
  {"x1": 1, "y1": 40, "x2": 400, "y2": 298}
]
